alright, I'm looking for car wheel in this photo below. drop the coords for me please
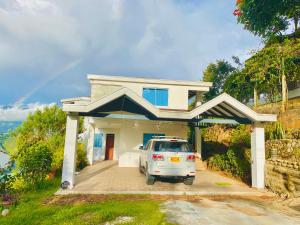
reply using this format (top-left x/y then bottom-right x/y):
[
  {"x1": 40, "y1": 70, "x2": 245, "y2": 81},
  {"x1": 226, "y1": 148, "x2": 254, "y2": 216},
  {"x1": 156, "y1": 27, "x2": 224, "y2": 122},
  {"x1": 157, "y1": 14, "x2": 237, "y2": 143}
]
[
  {"x1": 183, "y1": 177, "x2": 194, "y2": 185},
  {"x1": 146, "y1": 165, "x2": 155, "y2": 185},
  {"x1": 139, "y1": 159, "x2": 144, "y2": 174}
]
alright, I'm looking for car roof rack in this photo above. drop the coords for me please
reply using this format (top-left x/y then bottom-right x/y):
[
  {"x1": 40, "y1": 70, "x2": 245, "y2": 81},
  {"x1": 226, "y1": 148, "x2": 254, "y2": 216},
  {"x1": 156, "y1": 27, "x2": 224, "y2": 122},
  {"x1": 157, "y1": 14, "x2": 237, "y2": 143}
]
[{"x1": 151, "y1": 136, "x2": 183, "y2": 140}]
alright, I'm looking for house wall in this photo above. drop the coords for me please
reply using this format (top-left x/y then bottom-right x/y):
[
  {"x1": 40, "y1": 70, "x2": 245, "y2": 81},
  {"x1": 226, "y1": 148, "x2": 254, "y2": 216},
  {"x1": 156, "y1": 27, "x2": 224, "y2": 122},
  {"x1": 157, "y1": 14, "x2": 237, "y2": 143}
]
[
  {"x1": 89, "y1": 117, "x2": 188, "y2": 167},
  {"x1": 91, "y1": 82, "x2": 190, "y2": 110}
]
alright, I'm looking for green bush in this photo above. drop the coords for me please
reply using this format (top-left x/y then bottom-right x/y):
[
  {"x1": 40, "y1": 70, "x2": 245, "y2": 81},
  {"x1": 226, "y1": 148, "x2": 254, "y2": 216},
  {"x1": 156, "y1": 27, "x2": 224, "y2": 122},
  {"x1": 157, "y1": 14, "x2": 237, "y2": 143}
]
[
  {"x1": 204, "y1": 125, "x2": 252, "y2": 183},
  {"x1": 18, "y1": 142, "x2": 53, "y2": 189},
  {"x1": 76, "y1": 143, "x2": 88, "y2": 170},
  {"x1": 231, "y1": 125, "x2": 251, "y2": 147},
  {"x1": 265, "y1": 122, "x2": 285, "y2": 140},
  {"x1": 208, "y1": 147, "x2": 251, "y2": 183}
]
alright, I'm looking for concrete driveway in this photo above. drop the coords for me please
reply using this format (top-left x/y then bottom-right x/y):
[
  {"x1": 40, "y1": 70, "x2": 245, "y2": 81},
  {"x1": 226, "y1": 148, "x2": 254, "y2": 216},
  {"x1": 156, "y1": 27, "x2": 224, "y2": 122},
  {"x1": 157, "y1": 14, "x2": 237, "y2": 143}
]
[
  {"x1": 162, "y1": 198, "x2": 300, "y2": 225},
  {"x1": 57, "y1": 160, "x2": 271, "y2": 196}
]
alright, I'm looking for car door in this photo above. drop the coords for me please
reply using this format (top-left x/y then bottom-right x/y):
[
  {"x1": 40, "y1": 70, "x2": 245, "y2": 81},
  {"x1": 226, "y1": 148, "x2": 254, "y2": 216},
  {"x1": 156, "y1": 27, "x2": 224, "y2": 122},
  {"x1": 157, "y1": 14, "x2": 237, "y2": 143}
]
[{"x1": 140, "y1": 141, "x2": 149, "y2": 167}]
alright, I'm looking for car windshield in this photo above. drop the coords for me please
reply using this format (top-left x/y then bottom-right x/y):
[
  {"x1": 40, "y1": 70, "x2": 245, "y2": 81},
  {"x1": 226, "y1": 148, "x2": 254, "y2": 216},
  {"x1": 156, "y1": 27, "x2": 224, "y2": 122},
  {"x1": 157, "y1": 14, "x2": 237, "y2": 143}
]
[{"x1": 152, "y1": 141, "x2": 192, "y2": 152}]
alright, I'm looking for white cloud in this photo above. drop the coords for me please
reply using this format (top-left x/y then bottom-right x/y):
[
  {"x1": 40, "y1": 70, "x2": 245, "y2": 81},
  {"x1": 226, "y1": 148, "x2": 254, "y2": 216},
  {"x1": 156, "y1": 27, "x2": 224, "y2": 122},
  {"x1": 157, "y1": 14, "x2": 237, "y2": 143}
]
[
  {"x1": 0, "y1": 103, "x2": 55, "y2": 121},
  {"x1": 0, "y1": 0, "x2": 261, "y2": 105}
]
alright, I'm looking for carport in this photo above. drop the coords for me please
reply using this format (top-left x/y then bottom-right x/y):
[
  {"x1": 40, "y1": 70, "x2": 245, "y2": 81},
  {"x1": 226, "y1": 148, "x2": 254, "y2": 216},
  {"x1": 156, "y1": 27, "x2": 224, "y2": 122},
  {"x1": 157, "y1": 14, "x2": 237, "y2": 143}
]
[{"x1": 61, "y1": 89, "x2": 276, "y2": 189}]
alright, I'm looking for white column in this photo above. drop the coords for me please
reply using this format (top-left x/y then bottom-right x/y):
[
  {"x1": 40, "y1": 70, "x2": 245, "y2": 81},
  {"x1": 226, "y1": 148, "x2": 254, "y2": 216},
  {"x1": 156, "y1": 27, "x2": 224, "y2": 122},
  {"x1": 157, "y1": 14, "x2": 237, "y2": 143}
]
[
  {"x1": 62, "y1": 115, "x2": 79, "y2": 189},
  {"x1": 195, "y1": 92, "x2": 202, "y2": 158},
  {"x1": 195, "y1": 127, "x2": 202, "y2": 159},
  {"x1": 86, "y1": 123, "x2": 95, "y2": 165},
  {"x1": 251, "y1": 122, "x2": 265, "y2": 189}
]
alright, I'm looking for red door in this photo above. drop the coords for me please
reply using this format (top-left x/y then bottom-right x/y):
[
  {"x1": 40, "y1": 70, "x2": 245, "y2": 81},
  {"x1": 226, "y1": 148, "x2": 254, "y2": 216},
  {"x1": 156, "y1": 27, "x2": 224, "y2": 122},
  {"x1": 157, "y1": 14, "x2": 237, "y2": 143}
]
[{"x1": 105, "y1": 134, "x2": 114, "y2": 160}]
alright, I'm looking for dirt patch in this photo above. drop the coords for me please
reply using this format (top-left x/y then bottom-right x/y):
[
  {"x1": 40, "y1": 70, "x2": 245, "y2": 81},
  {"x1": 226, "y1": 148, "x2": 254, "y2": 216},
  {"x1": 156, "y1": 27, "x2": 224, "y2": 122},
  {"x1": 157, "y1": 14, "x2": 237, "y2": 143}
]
[{"x1": 44, "y1": 194, "x2": 277, "y2": 206}]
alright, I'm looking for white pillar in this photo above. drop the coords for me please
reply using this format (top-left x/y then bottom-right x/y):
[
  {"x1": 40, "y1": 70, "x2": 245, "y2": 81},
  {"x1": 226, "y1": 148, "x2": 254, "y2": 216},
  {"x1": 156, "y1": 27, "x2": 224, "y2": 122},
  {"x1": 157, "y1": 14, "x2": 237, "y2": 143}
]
[
  {"x1": 62, "y1": 115, "x2": 79, "y2": 189},
  {"x1": 195, "y1": 92, "x2": 202, "y2": 158},
  {"x1": 195, "y1": 127, "x2": 202, "y2": 159},
  {"x1": 86, "y1": 123, "x2": 95, "y2": 165},
  {"x1": 251, "y1": 122, "x2": 265, "y2": 189}
]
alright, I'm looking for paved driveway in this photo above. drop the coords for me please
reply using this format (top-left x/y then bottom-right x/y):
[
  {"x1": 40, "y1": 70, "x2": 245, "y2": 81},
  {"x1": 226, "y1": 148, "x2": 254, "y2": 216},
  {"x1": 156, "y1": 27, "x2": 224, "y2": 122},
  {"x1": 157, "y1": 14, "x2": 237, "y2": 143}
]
[
  {"x1": 162, "y1": 198, "x2": 300, "y2": 225},
  {"x1": 57, "y1": 160, "x2": 271, "y2": 196}
]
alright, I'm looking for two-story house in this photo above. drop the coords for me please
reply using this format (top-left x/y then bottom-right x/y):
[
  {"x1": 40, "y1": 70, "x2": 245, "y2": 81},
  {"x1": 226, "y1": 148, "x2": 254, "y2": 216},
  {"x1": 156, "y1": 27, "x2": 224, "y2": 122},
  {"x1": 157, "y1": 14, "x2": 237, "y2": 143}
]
[{"x1": 61, "y1": 74, "x2": 276, "y2": 189}]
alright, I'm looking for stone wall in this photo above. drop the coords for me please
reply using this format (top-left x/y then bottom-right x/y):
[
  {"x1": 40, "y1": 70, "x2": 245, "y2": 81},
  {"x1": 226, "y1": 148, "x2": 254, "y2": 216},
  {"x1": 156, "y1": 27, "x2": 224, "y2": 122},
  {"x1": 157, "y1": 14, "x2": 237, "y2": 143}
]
[
  {"x1": 265, "y1": 139, "x2": 300, "y2": 160},
  {"x1": 255, "y1": 98, "x2": 300, "y2": 129},
  {"x1": 265, "y1": 159, "x2": 300, "y2": 198}
]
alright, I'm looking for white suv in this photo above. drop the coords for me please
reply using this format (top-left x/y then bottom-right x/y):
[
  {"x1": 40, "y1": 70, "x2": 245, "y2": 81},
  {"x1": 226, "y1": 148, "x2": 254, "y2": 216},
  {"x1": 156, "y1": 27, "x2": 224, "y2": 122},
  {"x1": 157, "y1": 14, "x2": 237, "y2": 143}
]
[{"x1": 139, "y1": 136, "x2": 196, "y2": 185}]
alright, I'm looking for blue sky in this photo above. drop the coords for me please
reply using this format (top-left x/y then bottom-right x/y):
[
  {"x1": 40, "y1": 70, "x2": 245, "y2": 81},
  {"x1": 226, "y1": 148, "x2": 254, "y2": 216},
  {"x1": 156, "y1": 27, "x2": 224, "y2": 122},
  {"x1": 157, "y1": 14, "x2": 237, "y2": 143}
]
[{"x1": 0, "y1": 0, "x2": 261, "y2": 107}]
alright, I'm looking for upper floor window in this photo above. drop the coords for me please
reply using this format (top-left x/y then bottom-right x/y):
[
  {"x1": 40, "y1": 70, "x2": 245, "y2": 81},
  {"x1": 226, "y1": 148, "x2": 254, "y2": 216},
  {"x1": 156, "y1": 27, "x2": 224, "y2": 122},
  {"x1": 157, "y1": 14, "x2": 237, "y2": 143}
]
[{"x1": 142, "y1": 88, "x2": 168, "y2": 106}]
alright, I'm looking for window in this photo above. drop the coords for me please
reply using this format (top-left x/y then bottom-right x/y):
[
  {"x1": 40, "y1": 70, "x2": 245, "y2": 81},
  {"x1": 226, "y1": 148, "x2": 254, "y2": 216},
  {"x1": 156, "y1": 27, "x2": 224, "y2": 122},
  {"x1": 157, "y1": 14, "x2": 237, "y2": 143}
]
[
  {"x1": 143, "y1": 133, "x2": 165, "y2": 146},
  {"x1": 93, "y1": 133, "x2": 103, "y2": 148},
  {"x1": 143, "y1": 88, "x2": 168, "y2": 106},
  {"x1": 153, "y1": 141, "x2": 192, "y2": 152}
]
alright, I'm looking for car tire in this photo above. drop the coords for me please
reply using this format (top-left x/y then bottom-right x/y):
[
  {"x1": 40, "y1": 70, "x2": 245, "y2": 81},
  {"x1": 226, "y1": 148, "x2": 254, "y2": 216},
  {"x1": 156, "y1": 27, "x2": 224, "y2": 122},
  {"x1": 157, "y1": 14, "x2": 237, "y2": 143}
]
[
  {"x1": 146, "y1": 165, "x2": 155, "y2": 185},
  {"x1": 183, "y1": 177, "x2": 194, "y2": 185},
  {"x1": 139, "y1": 159, "x2": 144, "y2": 174}
]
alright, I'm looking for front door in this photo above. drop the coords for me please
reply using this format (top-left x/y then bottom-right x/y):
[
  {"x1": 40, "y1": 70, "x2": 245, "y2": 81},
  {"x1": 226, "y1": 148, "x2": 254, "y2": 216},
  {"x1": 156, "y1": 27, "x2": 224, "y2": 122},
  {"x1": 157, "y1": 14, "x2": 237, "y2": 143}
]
[{"x1": 105, "y1": 134, "x2": 114, "y2": 160}]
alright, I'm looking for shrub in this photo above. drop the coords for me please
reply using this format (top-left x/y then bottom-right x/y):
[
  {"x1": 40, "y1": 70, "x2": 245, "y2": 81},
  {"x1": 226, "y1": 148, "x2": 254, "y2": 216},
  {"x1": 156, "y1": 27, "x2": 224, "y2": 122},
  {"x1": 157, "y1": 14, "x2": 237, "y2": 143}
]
[
  {"x1": 265, "y1": 122, "x2": 285, "y2": 140},
  {"x1": 208, "y1": 147, "x2": 251, "y2": 183},
  {"x1": 76, "y1": 143, "x2": 88, "y2": 170},
  {"x1": 204, "y1": 125, "x2": 252, "y2": 183},
  {"x1": 231, "y1": 125, "x2": 251, "y2": 147},
  {"x1": 0, "y1": 160, "x2": 16, "y2": 195},
  {"x1": 18, "y1": 142, "x2": 53, "y2": 188}
]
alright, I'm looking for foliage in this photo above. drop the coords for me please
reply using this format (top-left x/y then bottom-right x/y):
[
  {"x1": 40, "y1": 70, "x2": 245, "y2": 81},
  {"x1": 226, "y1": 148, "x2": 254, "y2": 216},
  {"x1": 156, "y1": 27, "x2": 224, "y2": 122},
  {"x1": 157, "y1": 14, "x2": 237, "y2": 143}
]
[
  {"x1": 76, "y1": 143, "x2": 88, "y2": 170},
  {"x1": 202, "y1": 60, "x2": 236, "y2": 100},
  {"x1": 223, "y1": 70, "x2": 253, "y2": 103},
  {"x1": 231, "y1": 125, "x2": 251, "y2": 147},
  {"x1": 0, "y1": 160, "x2": 16, "y2": 196},
  {"x1": 223, "y1": 38, "x2": 300, "y2": 104},
  {"x1": 208, "y1": 147, "x2": 251, "y2": 183},
  {"x1": 236, "y1": 0, "x2": 300, "y2": 40},
  {"x1": 0, "y1": 178, "x2": 171, "y2": 225},
  {"x1": 265, "y1": 122, "x2": 286, "y2": 140},
  {"x1": 11, "y1": 105, "x2": 85, "y2": 173},
  {"x1": 204, "y1": 125, "x2": 251, "y2": 183},
  {"x1": 18, "y1": 142, "x2": 53, "y2": 188},
  {"x1": 244, "y1": 39, "x2": 300, "y2": 102}
]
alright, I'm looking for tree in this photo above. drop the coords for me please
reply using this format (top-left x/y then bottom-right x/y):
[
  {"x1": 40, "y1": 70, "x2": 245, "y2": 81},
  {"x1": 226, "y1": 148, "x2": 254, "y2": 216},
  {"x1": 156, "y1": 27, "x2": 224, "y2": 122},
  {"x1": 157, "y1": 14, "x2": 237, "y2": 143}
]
[
  {"x1": 11, "y1": 105, "x2": 85, "y2": 172},
  {"x1": 243, "y1": 39, "x2": 300, "y2": 110},
  {"x1": 202, "y1": 60, "x2": 236, "y2": 100},
  {"x1": 235, "y1": 0, "x2": 300, "y2": 40},
  {"x1": 223, "y1": 70, "x2": 253, "y2": 104}
]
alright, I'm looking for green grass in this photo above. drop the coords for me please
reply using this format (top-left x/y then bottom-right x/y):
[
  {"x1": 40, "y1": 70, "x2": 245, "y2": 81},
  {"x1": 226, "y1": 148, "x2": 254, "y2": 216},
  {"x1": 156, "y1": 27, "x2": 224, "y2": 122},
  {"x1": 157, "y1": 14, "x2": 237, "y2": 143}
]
[
  {"x1": 0, "y1": 179, "x2": 172, "y2": 225},
  {"x1": 215, "y1": 182, "x2": 232, "y2": 187}
]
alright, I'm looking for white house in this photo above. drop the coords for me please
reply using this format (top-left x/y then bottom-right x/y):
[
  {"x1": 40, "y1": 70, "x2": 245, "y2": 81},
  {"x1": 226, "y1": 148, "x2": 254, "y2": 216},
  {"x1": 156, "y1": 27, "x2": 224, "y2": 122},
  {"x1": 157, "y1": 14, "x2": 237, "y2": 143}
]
[{"x1": 61, "y1": 74, "x2": 276, "y2": 189}]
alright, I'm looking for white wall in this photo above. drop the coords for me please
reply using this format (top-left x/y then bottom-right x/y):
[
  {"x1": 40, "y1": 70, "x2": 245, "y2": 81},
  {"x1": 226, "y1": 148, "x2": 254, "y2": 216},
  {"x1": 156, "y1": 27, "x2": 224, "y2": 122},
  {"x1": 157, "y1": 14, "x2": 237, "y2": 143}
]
[
  {"x1": 90, "y1": 117, "x2": 188, "y2": 167},
  {"x1": 91, "y1": 83, "x2": 190, "y2": 110}
]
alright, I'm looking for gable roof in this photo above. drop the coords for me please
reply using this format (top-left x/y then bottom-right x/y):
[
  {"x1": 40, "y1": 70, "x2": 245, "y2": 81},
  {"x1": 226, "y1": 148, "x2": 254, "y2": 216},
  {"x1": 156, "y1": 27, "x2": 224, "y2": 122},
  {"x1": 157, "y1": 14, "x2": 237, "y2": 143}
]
[{"x1": 62, "y1": 88, "x2": 276, "y2": 123}]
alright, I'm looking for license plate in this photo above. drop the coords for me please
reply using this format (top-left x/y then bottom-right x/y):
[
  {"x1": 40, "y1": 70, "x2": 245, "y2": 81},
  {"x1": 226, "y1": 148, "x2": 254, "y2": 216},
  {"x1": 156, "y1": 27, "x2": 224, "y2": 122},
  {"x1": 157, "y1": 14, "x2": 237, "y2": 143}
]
[{"x1": 170, "y1": 157, "x2": 180, "y2": 162}]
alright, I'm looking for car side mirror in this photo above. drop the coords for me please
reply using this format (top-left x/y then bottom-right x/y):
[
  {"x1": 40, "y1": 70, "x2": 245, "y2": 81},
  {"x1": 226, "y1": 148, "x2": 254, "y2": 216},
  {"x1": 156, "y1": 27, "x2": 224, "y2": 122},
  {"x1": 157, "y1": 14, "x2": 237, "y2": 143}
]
[{"x1": 139, "y1": 145, "x2": 144, "y2": 150}]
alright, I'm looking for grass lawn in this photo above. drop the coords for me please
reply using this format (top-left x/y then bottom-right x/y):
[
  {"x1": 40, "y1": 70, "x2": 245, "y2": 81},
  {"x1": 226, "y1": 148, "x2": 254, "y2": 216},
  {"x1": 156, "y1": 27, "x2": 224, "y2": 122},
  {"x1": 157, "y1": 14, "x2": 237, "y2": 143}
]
[{"x1": 0, "y1": 178, "x2": 172, "y2": 225}]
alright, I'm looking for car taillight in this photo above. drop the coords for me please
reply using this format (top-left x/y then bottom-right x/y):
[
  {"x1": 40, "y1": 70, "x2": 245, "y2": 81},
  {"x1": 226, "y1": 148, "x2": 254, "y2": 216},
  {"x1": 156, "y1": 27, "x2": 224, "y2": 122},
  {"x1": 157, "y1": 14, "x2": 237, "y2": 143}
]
[
  {"x1": 152, "y1": 154, "x2": 164, "y2": 161},
  {"x1": 186, "y1": 154, "x2": 195, "y2": 162}
]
